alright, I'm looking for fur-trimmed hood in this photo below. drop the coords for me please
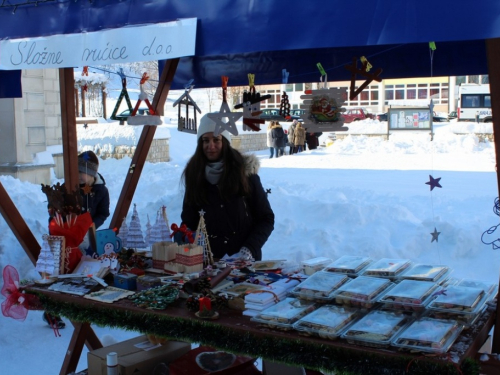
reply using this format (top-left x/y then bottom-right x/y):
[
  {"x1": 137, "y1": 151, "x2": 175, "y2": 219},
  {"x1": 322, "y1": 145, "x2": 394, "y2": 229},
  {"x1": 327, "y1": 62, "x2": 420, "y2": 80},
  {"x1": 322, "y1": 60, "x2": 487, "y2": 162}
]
[{"x1": 243, "y1": 153, "x2": 260, "y2": 175}]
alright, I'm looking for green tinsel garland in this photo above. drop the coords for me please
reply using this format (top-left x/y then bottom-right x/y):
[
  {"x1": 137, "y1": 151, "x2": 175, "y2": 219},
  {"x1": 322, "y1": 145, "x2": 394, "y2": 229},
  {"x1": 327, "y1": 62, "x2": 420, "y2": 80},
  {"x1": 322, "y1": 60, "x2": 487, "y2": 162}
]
[{"x1": 38, "y1": 295, "x2": 480, "y2": 375}]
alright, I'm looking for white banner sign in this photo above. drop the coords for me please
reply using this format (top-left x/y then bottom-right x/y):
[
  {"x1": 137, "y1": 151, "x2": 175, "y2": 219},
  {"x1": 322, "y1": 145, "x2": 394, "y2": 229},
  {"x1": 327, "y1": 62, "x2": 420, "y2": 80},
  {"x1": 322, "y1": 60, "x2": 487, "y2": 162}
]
[{"x1": 0, "y1": 18, "x2": 197, "y2": 70}]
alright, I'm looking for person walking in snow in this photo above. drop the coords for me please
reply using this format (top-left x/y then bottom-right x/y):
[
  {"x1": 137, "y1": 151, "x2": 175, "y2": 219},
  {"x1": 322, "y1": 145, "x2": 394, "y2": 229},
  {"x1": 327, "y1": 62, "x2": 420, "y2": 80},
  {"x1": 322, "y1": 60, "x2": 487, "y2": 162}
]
[
  {"x1": 288, "y1": 119, "x2": 298, "y2": 155},
  {"x1": 266, "y1": 121, "x2": 275, "y2": 158},
  {"x1": 271, "y1": 121, "x2": 286, "y2": 157},
  {"x1": 180, "y1": 114, "x2": 275, "y2": 261},
  {"x1": 293, "y1": 121, "x2": 306, "y2": 153}
]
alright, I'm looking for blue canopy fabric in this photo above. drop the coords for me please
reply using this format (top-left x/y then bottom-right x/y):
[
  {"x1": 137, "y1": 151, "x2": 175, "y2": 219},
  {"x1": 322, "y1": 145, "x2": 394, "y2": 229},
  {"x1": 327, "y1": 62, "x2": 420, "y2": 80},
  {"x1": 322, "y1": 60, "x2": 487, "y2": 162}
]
[{"x1": 1, "y1": 0, "x2": 500, "y2": 91}]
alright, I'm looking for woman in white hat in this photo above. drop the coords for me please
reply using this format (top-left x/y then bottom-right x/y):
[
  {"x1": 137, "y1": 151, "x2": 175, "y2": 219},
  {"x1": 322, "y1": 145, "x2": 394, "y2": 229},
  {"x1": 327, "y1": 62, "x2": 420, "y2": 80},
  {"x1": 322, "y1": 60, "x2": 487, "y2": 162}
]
[{"x1": 180, "y1": 114, "x2": 275, "y2": 261}]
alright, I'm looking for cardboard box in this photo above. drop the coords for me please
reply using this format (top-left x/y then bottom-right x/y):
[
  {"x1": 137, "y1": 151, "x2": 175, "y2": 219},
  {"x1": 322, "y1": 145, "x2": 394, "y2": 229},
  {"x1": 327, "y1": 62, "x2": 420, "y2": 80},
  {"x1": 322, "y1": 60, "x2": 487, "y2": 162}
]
[
  {"x1": 169, "y1": 346, "x2": 258, "y2": 375},
  {"x1": 88, "y1": 335, "x2": 191, "y2": 375}
]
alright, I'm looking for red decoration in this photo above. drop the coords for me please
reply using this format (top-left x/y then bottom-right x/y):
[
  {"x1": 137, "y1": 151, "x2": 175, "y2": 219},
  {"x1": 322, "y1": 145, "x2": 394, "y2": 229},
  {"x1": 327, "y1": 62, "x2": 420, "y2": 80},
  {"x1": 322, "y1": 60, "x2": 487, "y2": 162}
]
[
  {"x1": 1, "y1": 265, "x2": 43, "y2": 321},
  {"x1": 199, "y1": 297, "x2": 212, "y2": 312},
  {"x1": 49, "y1": 212, "x2": 93, "y2": 273},
  {"x1": 170, "y1": 223, "x2": 194, "y2": 244}
]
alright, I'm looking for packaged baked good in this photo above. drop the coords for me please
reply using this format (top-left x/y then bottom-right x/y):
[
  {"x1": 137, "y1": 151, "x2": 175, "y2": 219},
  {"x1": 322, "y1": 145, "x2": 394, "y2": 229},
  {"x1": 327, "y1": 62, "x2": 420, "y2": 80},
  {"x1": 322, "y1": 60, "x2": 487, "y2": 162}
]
[
  {"x1": 456, "y1": 279, "x2": 498, "y2": 299},
  {"x1": 301, "y1": 257, "x2": 332, "y2": 275},
  {"x1": 323, "y1": 255, "x2": 372, "y2": 277},
  {"x1": 428, "y1": 285, "x2": 486, "y2": 313},
  {"x1": 392, "y1": 317, "x2": 463, "y2": 353},
  {"x1": 342, "y1": 309, "x2": 413, "y2": 348},
  {"x1": 361, "y1": 258, "x2": 412, "y2": 279},
  {"x1": 378, "y1": 280, "x2": 440, "y2": 312},
  {"x1": 293, "y1": 305, "x2": 361, "y2": 340},
  {"x1": 251, "y1": 297, "x2": 317, "y2": 331},
  {"x1": 334, "y1": 276, "x2": 394, "y2": 309},
  {"x1": 291, "y1": 271, "x2": 350, "y2": 302},
  {"x1": 426, "y1": 285, "x2": 490, "y2": 327},
  {"x1": 398, "y1": 264, "x2": 451, "y2": 284}
]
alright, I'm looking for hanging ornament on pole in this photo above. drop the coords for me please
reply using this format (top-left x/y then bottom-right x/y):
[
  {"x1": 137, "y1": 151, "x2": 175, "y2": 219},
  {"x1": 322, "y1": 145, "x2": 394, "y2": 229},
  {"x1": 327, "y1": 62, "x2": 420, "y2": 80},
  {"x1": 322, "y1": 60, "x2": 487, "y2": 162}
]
[
  {"x1": 300, "y1": 62, "x2": 348, "y2": 133},
  {"x1": 110, "y1": 68, "x2": 134, "y2": 125},
  {"x1": 127, "y1": 72, "x2": 162, "y2": 126},
  {"x1": 173, "y1": 79, "x2": 201, "y2": 134},
  {"x1": 208, "y1": 76, "x2": 242, "y2": 136},
  {"x1": 344, "y1": 56, "x2": 383, "y2": 100},
  {"x1": 234, "y1": 73, "x2": 271, "y2": 132}
]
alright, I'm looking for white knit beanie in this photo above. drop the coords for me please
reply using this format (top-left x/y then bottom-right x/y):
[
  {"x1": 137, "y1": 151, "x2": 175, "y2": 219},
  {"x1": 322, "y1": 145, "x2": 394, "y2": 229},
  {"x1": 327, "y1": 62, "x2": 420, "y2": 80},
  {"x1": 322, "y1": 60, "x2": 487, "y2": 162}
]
[{"x1": 197, "y1": 114, "x2": 232, "y2": 142}]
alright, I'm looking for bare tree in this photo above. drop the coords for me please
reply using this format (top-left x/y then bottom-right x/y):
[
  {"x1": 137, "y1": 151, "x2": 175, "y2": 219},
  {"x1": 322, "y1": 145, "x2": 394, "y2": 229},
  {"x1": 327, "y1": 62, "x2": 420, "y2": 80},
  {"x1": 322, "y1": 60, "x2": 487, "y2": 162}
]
[{"x1": 205, "y1": 88, "x2": 218, "y2": 112}]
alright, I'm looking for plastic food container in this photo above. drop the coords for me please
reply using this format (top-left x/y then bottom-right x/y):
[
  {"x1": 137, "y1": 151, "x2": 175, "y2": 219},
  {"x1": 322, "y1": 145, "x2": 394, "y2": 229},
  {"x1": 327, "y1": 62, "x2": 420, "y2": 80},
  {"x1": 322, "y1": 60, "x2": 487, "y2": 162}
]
[
  {"x1": 398, "y1": 264, "x2": 451, "y2": 284},
  {"x1": 426, "y1": 285, "x2": 490, "y2": 327},
  {"x1": 293, "y1": 305, "x2": 361, "y2": 340},
  {"x1": 291, "y1": 271, "x2": 351, "y2": 302},
  {"x1": 378, "y1": 280, "x2": 441, "y2": 312},
  {"x1": 456, "y1": 279, "x2": 499, "y2": 299},
  {"x1": 251, "y1": 297, "x2": 317, "y2": 331},
  {"x1": 301, "y1": 257, "x2": 332, "y2": 275},
  {"x1": 342, "y1": 309, "x2": 413, "y2": 348},
  {"x1": 334, "y1": 276, "x2": 394, "y2": 309},
  {"x1": 392, "y1": 317, "x2": 464, "y2": 353},
  {"x1": 361, "y1": 258, "x2": 412, "y2": 279},
  {"x1": 323, "y1": 255, "x2": 372, "y2": 277}
]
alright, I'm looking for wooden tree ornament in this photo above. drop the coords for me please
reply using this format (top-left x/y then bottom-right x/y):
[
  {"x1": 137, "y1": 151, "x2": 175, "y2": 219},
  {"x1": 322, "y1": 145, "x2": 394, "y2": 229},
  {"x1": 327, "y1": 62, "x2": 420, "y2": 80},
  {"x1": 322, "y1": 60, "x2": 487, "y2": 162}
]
[
  {"x1": 127, "y1": 72, "x2": 162, "y2": 126},
  {"x1": 344, "y1": 56, "x2": 383, "y2": 100},
  {"x1": 110, "y1": 68, "x2": 134, "y2": 124},
  {"x1": 234, "y1": 73, "x2": 271, "y2": 132},
  {"x1": 208, "y1": 76, "x2": 243, "y2": 136},
  {"x1": 173, "y1": 80, "x2": 202, "y2": 134},
  {"x1": 194, "y1": 209, "x2": 214, "y2": 266}
]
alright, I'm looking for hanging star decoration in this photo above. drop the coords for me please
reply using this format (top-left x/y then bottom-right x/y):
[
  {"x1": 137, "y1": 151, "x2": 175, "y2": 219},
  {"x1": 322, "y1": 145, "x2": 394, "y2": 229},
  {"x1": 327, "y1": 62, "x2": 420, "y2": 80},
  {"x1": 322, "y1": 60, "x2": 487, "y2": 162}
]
[
  {"x1": 431, "y1": 228, "x2": 441, "y2": 243},
  {"x1": 207, "y1": 76, "x2": 242, "y2": 136},
  {"x1": 199, "y1": 209, "x2": 206, "y2": 216},
  {"x1": 425, "y1": 175, "x2": 442, "y2": 191},
  {"x1": 83, "y1": 123, "x2": 88, "y2": 129}
]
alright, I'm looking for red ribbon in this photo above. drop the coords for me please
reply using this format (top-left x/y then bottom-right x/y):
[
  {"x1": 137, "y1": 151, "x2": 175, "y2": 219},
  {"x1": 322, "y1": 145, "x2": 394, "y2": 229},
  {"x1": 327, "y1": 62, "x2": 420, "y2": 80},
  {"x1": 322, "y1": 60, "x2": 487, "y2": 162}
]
[
  {"x1": 1, "y1": 265, "x2": 43, "y2": 321},
  {"x1": 170, "y1": 223, "x2": 194, "y2": 244}
]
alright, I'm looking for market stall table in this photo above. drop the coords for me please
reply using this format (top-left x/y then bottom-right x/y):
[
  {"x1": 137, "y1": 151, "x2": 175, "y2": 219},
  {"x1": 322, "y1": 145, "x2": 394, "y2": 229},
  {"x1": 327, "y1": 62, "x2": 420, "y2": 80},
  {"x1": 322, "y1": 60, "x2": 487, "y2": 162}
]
[{"x1": 27, "y1": 284, "x2": 496, "y2": 375}]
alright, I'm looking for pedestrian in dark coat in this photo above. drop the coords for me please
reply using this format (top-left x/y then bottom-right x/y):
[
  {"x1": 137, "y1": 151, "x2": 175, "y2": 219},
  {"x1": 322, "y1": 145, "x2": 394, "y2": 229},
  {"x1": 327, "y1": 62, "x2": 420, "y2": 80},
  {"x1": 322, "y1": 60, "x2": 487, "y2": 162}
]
[
  {"x1": 181, "y1": 114, "x2": 275, "y2": 261},
  {"x1": 271, "y1": 122, "x2": 286, "y2": 157}
]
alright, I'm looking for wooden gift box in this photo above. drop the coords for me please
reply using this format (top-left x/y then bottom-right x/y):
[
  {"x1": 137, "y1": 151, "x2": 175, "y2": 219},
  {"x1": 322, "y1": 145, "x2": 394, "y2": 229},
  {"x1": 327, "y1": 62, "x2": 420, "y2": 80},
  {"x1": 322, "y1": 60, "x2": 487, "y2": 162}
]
[{"x1": 114, "y1": 273, "x2": 138, "y2": 290}]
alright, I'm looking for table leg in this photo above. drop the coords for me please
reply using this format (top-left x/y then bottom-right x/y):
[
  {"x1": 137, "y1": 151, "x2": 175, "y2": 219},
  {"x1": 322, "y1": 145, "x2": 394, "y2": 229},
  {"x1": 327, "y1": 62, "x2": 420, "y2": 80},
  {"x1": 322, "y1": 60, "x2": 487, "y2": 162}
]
[{"x1": 59, "y1": 322, "x2": 103, "y2": 375}]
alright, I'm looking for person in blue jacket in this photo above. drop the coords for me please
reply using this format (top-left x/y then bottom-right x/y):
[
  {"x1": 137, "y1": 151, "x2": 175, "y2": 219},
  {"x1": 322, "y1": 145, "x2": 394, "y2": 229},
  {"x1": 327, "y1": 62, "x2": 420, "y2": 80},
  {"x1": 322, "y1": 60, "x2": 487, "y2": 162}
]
[{"x1": 180, "y1": 114, "x2": 275, "y2": 261}]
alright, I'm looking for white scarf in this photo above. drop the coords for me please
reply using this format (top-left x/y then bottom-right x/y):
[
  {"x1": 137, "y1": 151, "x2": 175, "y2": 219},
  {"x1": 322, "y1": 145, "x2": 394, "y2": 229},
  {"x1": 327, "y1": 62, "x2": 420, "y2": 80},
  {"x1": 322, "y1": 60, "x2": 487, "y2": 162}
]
[{"x1": 205, "y1": 161, "x2": 224, "y2": 185}]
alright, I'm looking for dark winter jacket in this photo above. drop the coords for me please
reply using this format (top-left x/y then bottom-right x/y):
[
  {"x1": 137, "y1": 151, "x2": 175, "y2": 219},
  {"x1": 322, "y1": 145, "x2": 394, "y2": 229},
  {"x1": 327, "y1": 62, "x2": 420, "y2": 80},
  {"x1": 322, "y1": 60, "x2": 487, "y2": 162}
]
[
  {"x1": 81, "y1": 172, "x2": 110, "y2": 229},
  {"x1": 271, "y1": 124, "x2": 286, "y2": 148},
  {"x1": 181, "y1": 154, "x2": 274, "y2": 260}
]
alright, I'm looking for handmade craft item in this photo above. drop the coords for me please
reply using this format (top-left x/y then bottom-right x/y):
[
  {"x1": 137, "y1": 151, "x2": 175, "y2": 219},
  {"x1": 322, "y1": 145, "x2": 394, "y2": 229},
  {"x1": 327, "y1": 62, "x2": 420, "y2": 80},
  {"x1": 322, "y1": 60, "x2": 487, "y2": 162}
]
[
  {"x1": 344, "y1": 56, "x2": 383, "y2": 100},
  {"x1": 41, "y1": 183, "x2": 93, "y2": 273},
  {"x1": 208, "y1": 76, "x2": 242, "y2": 136},
  {"x1": 194, "y1": 209, "x2": 214, "y2": 266},
  {"x1": 299, "y1": 66, "x2": 348, "y2": 132},
  {"x1": 110, "y1": 68, "x2": 134, "y2": 123},
  {"x1": 234, "y1": 74, "x2": 271, "y2": 131},
  {"x1": 127, "y1": 72, "x2": 162, "y2": 126},
  {"x1": 35, "y1": 234, "x2": 57, "y2": 284},
  {"x1": 173, "y1": 79, "x2": 201, "y2": 134}
]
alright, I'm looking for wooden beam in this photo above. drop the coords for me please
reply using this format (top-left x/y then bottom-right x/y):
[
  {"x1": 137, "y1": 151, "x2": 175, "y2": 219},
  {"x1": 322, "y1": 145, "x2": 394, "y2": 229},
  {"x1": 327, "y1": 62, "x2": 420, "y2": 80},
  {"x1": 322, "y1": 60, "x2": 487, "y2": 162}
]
[
  {"x1": 0, "y1": 181, "x2": 40, "y2": 264},
  {"x1": 109, "y1": 58, "x2": 179, "y2": 231},
  {"x1": 486, "y1": 37, "x2": 500, "y2": 353},
  {"x1": 59, "y1": 68, "x2": 79, "y2": 191}
]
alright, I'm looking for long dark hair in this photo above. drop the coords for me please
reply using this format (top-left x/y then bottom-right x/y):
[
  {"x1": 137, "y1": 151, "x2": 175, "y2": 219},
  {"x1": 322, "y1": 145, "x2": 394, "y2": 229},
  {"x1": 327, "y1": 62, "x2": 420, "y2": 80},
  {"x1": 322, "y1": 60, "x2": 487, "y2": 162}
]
[{"x1": 182, "y1": 137, "x2": 251, "y2": 206}]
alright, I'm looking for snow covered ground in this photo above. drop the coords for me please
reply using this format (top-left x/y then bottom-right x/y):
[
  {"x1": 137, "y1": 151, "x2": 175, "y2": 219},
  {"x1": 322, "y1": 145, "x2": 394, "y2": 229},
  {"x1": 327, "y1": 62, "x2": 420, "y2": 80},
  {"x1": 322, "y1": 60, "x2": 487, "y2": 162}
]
[{"x1": 1, "y1": 116, "x2": 499, "y2": 374}]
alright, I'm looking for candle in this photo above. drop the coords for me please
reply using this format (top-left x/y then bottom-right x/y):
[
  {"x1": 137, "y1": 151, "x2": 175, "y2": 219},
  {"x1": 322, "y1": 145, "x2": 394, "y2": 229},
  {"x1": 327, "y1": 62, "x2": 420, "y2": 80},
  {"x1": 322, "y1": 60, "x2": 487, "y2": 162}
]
[{"x1": 199, "y1": 297, "x2": 212, "y2": 312}]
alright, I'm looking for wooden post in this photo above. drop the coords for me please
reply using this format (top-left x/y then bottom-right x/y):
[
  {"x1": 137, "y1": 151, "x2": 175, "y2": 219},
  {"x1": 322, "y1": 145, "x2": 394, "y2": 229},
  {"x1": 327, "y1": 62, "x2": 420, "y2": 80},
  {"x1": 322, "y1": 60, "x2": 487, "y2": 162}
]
[
  {"x1": 110, "y1": 58, "x2": 179, "y2": 231},
  {"x1": 59, "y1": 68, "x2": 79, "y2": 192},
  {"x1": 0, "y1": 181, "x2": 40, "y2": 264},
  {"x1": 74, "y1": 88, "x2": 79, "y2": 117},
  {"x1": 81, "y1": 86, "x2": 86, "y2": 118},
  {"x1": 486, "y1": 37, "x2": 500, "y2": 353},
  {"x1": 102, "y1": 86, "x2": 107, "y2": 120}
]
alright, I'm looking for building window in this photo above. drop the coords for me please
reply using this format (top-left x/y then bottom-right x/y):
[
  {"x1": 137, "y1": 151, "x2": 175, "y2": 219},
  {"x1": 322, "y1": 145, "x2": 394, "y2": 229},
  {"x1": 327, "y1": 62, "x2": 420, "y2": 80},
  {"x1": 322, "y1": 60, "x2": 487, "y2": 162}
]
[
  {"x1": 295, "y1": 83, "x2": 303, "y2": 91},
  {"x1": 407, "y1": 89, "x2": 416, "y2": 99},
  {"x1": 418, "y1": 89, "x2": 427, "y2": 99},
  {"x1": 395, "y1": 89, "x2": 404, "y2": 100}
]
